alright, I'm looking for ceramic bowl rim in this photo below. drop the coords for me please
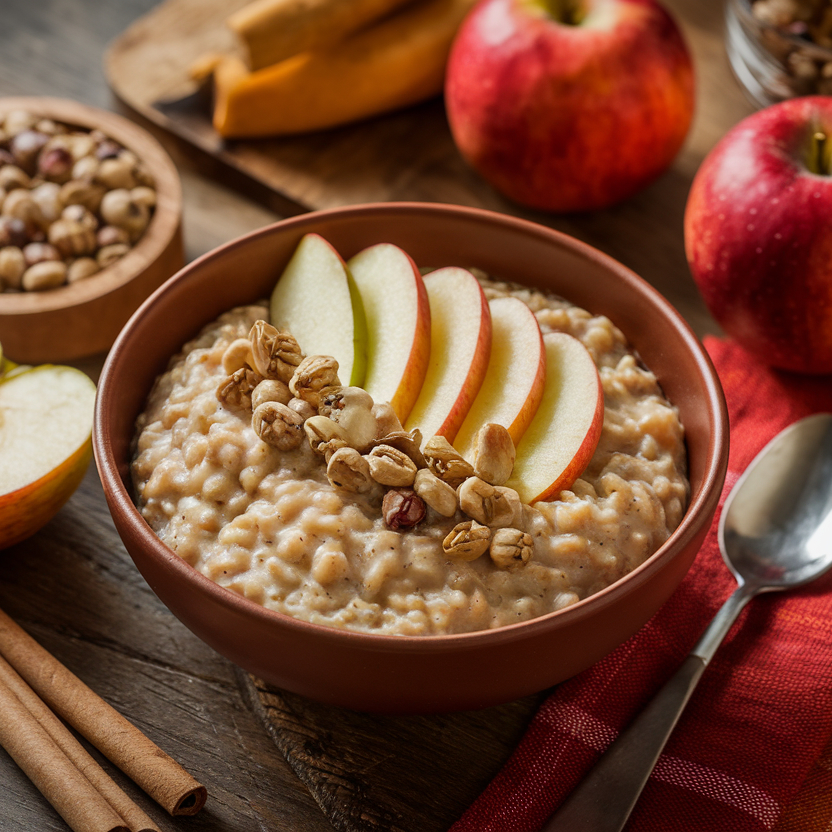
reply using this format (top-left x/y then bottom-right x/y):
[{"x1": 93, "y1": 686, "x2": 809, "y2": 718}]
[{"x1": 94, "y1": 201, "x2": 728, "y2": 653}]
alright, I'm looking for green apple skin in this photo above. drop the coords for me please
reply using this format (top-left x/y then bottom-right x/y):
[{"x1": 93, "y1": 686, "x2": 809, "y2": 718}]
[{"x1": 270, "y1": 233, "x2": 368, "y2": 386}]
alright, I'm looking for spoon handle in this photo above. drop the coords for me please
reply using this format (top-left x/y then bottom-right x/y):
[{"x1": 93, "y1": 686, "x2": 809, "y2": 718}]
[{"x1": 542, "y1": 584, "x2": 755, "y2": 832}]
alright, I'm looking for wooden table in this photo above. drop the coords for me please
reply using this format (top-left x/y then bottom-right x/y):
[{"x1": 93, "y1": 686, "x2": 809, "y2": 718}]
[{"x1": 0, "y1": 1, "x2": 754, "y2": 830}]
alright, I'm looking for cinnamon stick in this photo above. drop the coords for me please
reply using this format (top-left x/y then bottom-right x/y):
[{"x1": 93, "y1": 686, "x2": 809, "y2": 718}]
[
  {"x1": 0, "y1": 676, "x2": 128, "y2": 832},
  {"x1": 0, "y1": 656, "x2": 160, "y2": 832},
  {"x1": 0, "y1": 608, "x2": 207, "y2": 816}
]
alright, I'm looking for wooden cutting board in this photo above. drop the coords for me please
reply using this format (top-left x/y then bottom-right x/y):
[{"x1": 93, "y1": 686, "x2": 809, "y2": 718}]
[
  {"x1": 241, "y1": 678, "x2": 547, "y2": 832},
  {"x1": 104, "y1": 0, "x2": 755, "y2": 339},
  {"x1": 104, "y1": 1, "x2": 753, "y2": 827}
]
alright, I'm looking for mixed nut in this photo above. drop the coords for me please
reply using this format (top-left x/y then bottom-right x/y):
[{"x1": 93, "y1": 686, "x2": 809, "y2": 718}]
[
  {"x1": 216, "y1": 320, "x2": 535, "y2": 572},
  {"x1": 0, "y1": 108, "x2": 156, "y2": 293},
  {"x1": 750, "y1": 0, "x2": 832, "y2": 95}
]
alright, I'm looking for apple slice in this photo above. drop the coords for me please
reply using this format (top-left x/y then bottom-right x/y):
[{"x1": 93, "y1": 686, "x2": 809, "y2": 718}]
[
  {"x1": 453, "y1": 296, "x2": 546, "y2": 460},
  {"x1": 508, "y1": 332, "x2": 604, "y2": 504},
  {"x1": 347, "y1": 243, "x2": 431, "y2": 423},
  {"x1": 270, "y1": 233, "x2": 368, "y2": 386},
  {"x1": 405, "y1": 267, "x2": 491, "y2": 442},
  {"x1": 0, "y1": 365, "x2": 96, "y2": 550}
]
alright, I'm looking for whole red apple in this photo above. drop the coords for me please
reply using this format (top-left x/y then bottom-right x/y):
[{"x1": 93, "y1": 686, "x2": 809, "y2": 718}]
[
  {"x1": 444, "y1": 0, "x2": 695, "y2": 213},
  {"x1": 685, "y1": 96, "x2": 832, "y2": 375}
]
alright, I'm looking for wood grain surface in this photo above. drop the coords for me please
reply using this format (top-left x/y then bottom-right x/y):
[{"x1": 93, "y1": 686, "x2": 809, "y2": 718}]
[{"x1": 0, "y1": 0, "x2": 748, "y2": 830}]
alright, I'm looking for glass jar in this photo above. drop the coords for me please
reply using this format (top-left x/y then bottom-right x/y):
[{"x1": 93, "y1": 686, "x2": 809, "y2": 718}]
[{"x1": 725, "y1": 0, "x2": 832, "y2": 107}]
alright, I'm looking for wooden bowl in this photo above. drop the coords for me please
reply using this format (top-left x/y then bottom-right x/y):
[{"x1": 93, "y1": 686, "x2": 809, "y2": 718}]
[
  {"x1": 94, "y1": 203, "x2": 729, "y2": 713},
  {"x1": 0, "y1": 97, "x2": 183, "y2": 364}
]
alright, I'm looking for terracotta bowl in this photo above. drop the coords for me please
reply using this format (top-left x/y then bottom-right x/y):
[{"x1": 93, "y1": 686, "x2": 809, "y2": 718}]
[
  {"x1": 94, "y1": 203, "x2": 728, "y2": 714},
  {"x1": 0, "y1": 97, "x2": 183, "y2": 364}
]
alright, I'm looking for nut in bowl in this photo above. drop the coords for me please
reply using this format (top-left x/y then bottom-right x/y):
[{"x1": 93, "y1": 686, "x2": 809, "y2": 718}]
[
  {"x1": 726, "y1": 0, "x2": 832, "y2": 106},
  {"x1": 94, "y1": 203, "x2": 728, "y2": 713},
  {"x1": 0, "y1": 97, "x2": 183, "y2": 364}
]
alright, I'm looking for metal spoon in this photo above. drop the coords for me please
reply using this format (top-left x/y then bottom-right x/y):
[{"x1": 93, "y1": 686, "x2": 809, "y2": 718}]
[{"x1": 544, "y1": 412, "x2": 832, "y2": 832}]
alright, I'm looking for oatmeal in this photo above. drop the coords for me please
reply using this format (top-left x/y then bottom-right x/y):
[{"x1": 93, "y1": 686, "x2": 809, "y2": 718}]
[{"x1": 131, "y1": 280, "x2": 688, "y2": 636}]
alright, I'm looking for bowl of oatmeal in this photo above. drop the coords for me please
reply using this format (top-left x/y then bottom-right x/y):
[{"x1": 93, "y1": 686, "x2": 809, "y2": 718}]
[{"x1": 94, "y1": 202, "x2": 728, "y2": 713}]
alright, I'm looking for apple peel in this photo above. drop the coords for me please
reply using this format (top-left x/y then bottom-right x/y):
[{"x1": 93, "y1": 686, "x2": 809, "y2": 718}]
[
  {"x1": 453, "y1": 296, "x2": 546, "y2": 459},
  {"x1": 347, "y1": 243, "x2": 431, "y2": 423},
  {"x1": 508, "y1": 332, "x2": 604, "y2": 504},
  {"x1": 0, "y1": 365, "x2": 96, "y2": 550},
  {"x1": 405, "y1": 267, "x2": 492, "y2": 442},
  {"x1": 270, "y1": 233, "x2": 368, "y2": 386}
]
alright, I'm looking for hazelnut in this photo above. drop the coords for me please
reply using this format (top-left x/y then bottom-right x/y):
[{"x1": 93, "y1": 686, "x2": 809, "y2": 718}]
[
  {"x1": 48, "y1": 218, "x2": 96, "y2": 257},
  {"x1": 34, "y1": 119, "x2": 63, "y2": 136},
  {"x1": 67, "y1": 257, "x2": 100, "y2": 283},
  {"x1": 95, "y1": 156, "x2": 136, "y2": 190},
  {"x1": 133, "y1": 164, "x2": 155, "y2": 188},
  {"x1": 21, "y1": 260, "x2": 67, "y2": 291},
  {"x1": 71, "y1": 156, "x2": 99, "y2": 181},
  {"x1": 0, "y1": 217, "x2": 28, "y2": 248},
  {"x1": 10, "y1": 130, "x2": 49, "y2": 174},
  {"x1": 100, "y1": 189, "x2": 149, "y2": 239},
  {"x1": 22, "y1": 241, "x2": 61, "y2": 267},
  {"x1": 96, "y1": 243, "x2": 130, "y2": 268},
  {"x1": 0, "y1": 246, "x2": 26, "y2": 289},
  {"x1": 130, "y1": 186, "x2": 156, "y2": 209},
  {"x1": 61, "y1": 203, "x2": 98, "y2": 232},
  {"x1": 95, "y1": 139, "x2": 122, "y2": 160},
  {"x1": 64, "y1": 133, "x2": 96, "y2": 161},
  {"x1": 251, "y1": 378, "x2": 292, "y2": 409},
  {"x1": 0, "y1": 164, "x2": 30, "y2": 191},
  {"x1": 382, "y1": 488, "x2": 426, "y2": 530},
  {"x1": 38, "y1": 146, "x2": 74, "y2": 183},
  {"x1": 0, "y1": 149, "x2": 14, "y2": 167},
  {"x1": 59, "y1": 179, "x2": 106, "y2": 214},
  {"x1": 3, "y1": 109, "x2": 37, "y2": 137},
  {"x1": 30, "y1": 181, "x2": 62, "y2": 224},
  {"x1": 96, "y1": 225, "x2": 129, "y2": 248},
  {"x1": 1, "y1": 189, "x2": 45, "y2": 228}
]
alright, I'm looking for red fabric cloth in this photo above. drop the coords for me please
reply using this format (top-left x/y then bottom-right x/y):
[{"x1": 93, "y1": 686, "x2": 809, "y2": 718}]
[{"x1": 452, "y1": 338, "x2": 832, "y2": 832}]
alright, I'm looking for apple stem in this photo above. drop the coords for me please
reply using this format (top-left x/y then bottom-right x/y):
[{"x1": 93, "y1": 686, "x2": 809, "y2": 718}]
[
  {"x1": 544, "y1": 0, "x2": 585, "y2": 25},
  {"x1": 809, "y1": 131, "x2": 830, "y2": 175}
]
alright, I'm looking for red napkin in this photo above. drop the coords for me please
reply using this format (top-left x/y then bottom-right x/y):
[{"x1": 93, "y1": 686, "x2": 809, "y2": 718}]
[{"x1": 452, "y1": 337, "x2": 832, "y2": 832}]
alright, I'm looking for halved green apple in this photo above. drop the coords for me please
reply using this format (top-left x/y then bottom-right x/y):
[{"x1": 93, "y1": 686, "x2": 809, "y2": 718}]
[
  {"x1": 270, "y1": 233, "x2": 368, "y2": 386},
  {"x1": 0, "y1": 364, "x2": 96, "y2": 550}
]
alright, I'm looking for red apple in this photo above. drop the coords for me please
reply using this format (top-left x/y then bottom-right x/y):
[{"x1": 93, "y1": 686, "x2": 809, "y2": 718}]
[
  {"x1": 445, "y1": 0, "x2": 695, "y2": 212},
  {"x1": 685, "y1": 96, "x2": 832, "y2": 375}
]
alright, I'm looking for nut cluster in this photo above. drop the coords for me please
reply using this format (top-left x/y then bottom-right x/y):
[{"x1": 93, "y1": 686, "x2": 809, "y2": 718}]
[
  {"x1": 216, "y1": 319, "x2": 535, "y2": 571},
  {"x1": 0, "y1": 108, "x2": 156, "y2": 293},
  {"x1": 751, "y1": 0, "x2": 832, "y2": 95}
]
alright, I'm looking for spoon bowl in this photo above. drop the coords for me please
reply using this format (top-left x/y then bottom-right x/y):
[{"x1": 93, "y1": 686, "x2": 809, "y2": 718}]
[
  {"x1": 545, "y1": 412, "x2": 832, "y2": 832},
  {"x1": 720, "y1": 413, "x2": 832, "y2": 592}
]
